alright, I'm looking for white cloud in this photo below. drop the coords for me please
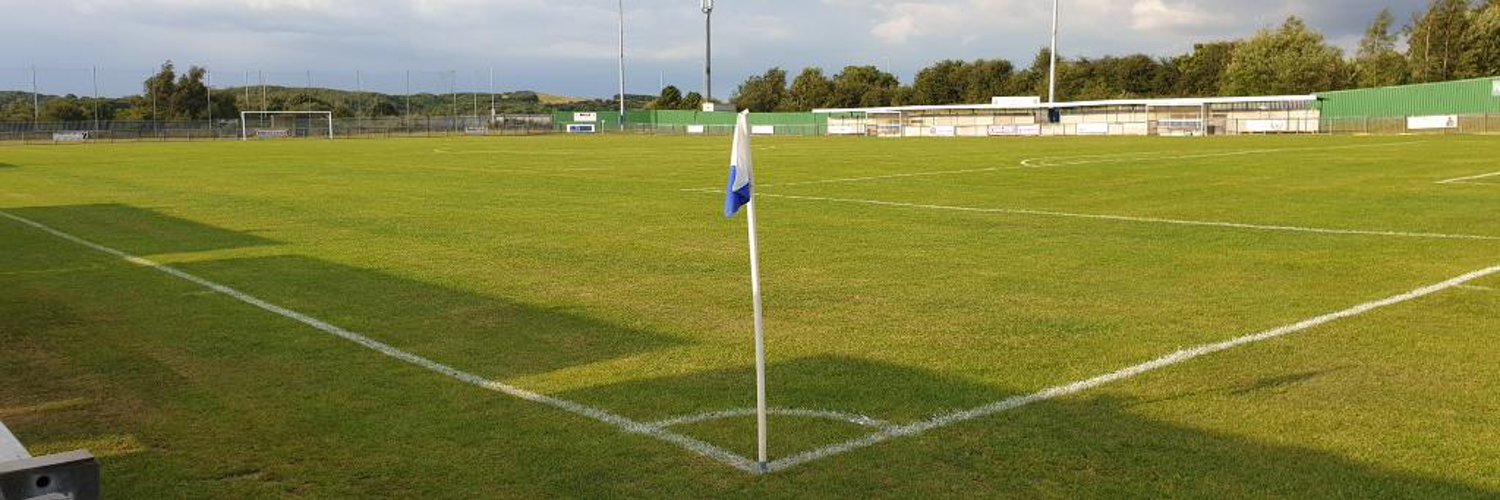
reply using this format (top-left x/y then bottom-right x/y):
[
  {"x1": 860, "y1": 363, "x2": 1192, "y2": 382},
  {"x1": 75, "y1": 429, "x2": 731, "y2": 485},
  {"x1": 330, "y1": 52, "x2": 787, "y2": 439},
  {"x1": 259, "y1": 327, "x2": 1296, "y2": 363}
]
[
  {"x1": 1, "y1": 0, "x2": 1432, "y2": 97},
  {"x1": 1129, "y1": 0, "x2": 1224, "y2": 31}
]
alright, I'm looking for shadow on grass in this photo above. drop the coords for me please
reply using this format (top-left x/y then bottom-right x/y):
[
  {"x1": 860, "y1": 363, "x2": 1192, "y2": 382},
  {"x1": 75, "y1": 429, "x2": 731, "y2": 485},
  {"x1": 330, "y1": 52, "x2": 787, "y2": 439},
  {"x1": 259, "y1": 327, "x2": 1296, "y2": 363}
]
[
  {"x1": 0, "y1": 163, "x2": 17, "y2": 169},
  {"x1": 566, "y1": 356, "x2": 1491, "y2": 497},
  {"x1": 3, "y1": 204, "x2": 278, "y2": 255},
  {"x1": 173, "y1": 255, "x2": 687, "y2": 379},
  {"x1": 2, "y1": 205, "x2": 686, "y2": 379}
]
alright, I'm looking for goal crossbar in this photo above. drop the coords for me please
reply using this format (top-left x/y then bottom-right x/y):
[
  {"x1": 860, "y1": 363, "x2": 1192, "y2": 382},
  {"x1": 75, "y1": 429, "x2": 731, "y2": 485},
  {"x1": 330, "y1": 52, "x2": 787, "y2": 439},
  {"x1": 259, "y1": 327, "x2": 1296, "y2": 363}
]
[{"x1": 240, "y1": 111, "x2": 334, "y2": 140}]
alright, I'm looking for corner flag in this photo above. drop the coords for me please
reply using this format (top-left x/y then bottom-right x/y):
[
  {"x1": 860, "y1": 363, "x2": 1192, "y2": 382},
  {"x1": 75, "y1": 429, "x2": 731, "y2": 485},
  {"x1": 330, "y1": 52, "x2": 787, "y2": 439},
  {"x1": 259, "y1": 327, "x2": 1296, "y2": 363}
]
[
  {"x1": 724, "y1": 111, "x2": 753, "y2": 218},
  {"x1": 722, "y1": 110, "x2": 770, "y2": 473}
]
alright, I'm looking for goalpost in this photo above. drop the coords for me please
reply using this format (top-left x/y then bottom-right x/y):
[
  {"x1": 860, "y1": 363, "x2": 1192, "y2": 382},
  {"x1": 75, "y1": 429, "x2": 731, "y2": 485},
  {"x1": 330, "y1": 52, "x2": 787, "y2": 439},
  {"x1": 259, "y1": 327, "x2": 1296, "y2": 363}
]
[{"x1": 240, "y1": 111, "x2": 334, "y2": 141}]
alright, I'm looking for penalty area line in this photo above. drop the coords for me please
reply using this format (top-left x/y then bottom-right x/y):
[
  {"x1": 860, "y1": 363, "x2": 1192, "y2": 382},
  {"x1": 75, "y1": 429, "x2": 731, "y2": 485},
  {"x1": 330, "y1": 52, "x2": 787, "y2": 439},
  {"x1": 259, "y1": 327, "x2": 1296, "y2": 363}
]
[
  {"x1": 754, "y1": 193, "x2": 1500, "y2": 241},
  {"x1": 767, "y1": 264, "x2": 1500, "y2": 473},
  {"x1": 0, "y1": 209, "x2": 762, "y2": 474}
]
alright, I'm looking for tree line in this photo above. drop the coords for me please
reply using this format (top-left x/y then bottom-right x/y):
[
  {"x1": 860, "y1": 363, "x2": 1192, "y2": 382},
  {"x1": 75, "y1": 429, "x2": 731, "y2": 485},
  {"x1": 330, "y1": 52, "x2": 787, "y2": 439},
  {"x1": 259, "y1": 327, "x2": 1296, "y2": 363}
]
[
  {"x1": 0, "y1": 62, "x2": 646, "y2": 123},
  {"x1": 719, "y1": 0, "x2": 1500, "y2": 112}
]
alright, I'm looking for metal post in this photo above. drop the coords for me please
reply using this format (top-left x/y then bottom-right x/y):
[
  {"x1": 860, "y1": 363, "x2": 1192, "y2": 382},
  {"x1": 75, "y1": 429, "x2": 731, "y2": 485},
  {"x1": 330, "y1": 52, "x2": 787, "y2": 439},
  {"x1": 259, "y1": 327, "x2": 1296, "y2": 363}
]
[
  {"x1": 703, "y1": 0, "x2": 714, "y2": 102},
  {"x1": 92, "y1": 66, "x2": 100, "y2": 132},
  {"x1": 489, "y1": 67, "x2": 496, "y2": 117},
  {"x1": 1048, "y1": 0, "x2": 1059, "y2": 104},
  {"x1": 618, "y1": 0, "x2": 627, "y2": 132},
  {"x1": 405, "y1": 70, "x2": 412, "y2": 126},
  {"x1": 207, "y1": 70, "x2": 213, "y2": 124},
  {"x1": 32, "y1": 65, "x2": 39, "y2": 127}
]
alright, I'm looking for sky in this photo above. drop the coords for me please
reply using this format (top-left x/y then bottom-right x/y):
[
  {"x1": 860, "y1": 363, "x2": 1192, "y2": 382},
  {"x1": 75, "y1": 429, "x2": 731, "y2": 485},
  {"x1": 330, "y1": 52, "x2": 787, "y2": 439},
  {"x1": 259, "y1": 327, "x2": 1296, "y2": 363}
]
[{"x1": 0, "y1": 0, "x2": 1430, "y2": 99}]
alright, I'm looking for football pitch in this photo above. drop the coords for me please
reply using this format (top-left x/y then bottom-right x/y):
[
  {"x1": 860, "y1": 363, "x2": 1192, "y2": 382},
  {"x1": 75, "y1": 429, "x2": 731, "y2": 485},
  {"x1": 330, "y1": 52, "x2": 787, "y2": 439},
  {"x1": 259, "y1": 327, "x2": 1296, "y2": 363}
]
[{"x1": 1, "y1": 135, "x2": 1496, "y2": 497}]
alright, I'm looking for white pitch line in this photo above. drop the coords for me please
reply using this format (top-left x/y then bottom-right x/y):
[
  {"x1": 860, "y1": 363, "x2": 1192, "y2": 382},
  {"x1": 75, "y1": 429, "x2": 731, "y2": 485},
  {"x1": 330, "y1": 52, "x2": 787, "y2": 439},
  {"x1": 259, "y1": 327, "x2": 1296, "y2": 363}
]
[
  {"x1": 760, "y1": 166, "x2": 1016, "y2": 188},
  {"x1": 695, "y1": 141, "x2": 1425, "y2": 191},
  {"x1": 767, "y1": 264, "x2": 1500, "y2": 473},
  {"x1": 1436, "y1": 171, "x2": 1500, "y2": 185},
  {"x1": 647, "y1": 408, "x2": 897, "y2": 432},
  {"x1": 756, "y1": 193, "x2": 1500, "y2": 241},
  {"x1": 1020, "y1": 141, "x2": 1425, "y2": 168},
  {"x1": 0, "y1": 210, "x2": 761, "y2": 474}
]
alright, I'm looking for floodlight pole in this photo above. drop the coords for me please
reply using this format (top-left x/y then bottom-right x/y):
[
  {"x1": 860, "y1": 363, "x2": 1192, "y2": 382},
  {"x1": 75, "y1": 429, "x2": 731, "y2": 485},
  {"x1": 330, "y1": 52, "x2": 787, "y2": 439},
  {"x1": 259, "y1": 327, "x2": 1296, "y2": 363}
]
[
  {"x1": 31, "y1": 65, "x2": 38, "y2": 126},
  {"x1": 92, "y1": 66, "x2": 99, "y2": 132},
  {"x1": 1048, "y1": 0, "x2": 1059, "y2": 104},
  {"x1": 618, "y1": 0, "x2": 627, "y2": 132},
  {"x1": 703, "y1": 0, "x2": 714, "y2": 103}
]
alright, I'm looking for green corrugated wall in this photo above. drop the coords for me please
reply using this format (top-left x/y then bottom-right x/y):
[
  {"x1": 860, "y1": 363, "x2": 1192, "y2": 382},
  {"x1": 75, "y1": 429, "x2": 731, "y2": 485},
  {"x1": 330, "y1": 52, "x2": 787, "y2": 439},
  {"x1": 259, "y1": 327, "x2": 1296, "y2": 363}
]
[{"x1": 1317, "y1": 77, "x2": 1500, "y2": 119}]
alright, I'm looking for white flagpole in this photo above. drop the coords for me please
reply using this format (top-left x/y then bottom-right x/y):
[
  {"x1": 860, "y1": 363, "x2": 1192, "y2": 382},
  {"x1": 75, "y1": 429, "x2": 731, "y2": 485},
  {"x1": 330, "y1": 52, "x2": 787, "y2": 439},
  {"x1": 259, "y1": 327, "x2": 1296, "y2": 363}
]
[{"x1": 746, "y1": 196, "x2": 768, "y2": 472}]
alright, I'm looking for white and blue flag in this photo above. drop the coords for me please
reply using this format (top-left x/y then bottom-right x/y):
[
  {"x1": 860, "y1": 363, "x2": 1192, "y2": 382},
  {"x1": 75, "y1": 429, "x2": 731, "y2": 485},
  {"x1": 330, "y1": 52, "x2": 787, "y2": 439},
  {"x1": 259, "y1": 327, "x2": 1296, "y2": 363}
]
[{"x1": 723, "y1": 111, "x2": 754, "y2": 218}]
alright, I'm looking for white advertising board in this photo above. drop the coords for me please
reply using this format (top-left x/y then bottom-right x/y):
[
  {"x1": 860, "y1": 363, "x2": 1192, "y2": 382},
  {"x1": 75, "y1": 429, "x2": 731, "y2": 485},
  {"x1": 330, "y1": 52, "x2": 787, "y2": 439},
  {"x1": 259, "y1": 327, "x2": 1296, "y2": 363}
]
[
  {"x1": 52, "y1": 131, "x2": 89, "y2": 142},
  {"x1": 751, "y1": 125, "x2": 776, "y2": 135},
  {"x1": 1244, "y1": 120, "x2": 1289, "y2": 133},
  {"x1": 1493, "y1": 79, "x2": 1500, "y2": 97},
  {"x1": 986, "y1": 124, "x2": 1042, "y2": 137},
  {"x1": 1077, "y1": 123, "x2": 1110, "y2": 136},
  {"x1": 927, "y1": 125, "x2": 957, "y2": 137},
  {"x1": 686, "y1": 125, "x2": 707, "y2": 135},
  {"x1": 1407, "y1": 115, "x2": 1458, "y2": 130},
  {"x1": 573, "y1": 112, "x2": 598, "y2": 123},
  {"x1": 827, "y1": 125, "x2": 862, "y2": 135},
  {"x1": 991, "y1": 96, "x2": 1042, "y2": 107}
]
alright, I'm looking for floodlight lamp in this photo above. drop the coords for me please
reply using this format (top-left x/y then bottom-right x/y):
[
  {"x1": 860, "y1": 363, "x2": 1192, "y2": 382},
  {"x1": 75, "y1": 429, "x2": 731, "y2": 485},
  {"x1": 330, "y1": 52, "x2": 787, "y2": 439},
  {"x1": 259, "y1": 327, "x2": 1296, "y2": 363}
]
[{"x1": 701, "y1": 0, "x2": 713, "y2": 14}]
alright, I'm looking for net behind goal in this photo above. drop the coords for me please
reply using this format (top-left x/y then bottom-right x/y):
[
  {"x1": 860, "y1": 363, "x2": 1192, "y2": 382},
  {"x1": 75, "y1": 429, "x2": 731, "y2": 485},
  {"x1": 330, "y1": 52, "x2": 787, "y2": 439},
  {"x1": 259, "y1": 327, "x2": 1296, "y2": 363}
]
[{"x1": 240, "y1": 111, "x2": 334, "y2": 140}]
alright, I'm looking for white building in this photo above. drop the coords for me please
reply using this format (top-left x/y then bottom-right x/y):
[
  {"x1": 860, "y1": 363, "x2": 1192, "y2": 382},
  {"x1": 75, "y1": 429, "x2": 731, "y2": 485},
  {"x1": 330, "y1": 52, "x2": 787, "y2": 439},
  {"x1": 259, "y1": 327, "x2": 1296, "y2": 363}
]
[{"x1": 814, "y1": 95, "x2": 1320, "y2": 138}]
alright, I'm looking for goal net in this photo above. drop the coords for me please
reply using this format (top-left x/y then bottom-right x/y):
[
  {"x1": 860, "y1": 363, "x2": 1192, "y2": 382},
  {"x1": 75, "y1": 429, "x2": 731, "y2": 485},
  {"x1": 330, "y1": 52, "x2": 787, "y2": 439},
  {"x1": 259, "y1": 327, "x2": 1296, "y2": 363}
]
[{"x1": 240, "y1": 111, "x2": 334, "y2": 140}]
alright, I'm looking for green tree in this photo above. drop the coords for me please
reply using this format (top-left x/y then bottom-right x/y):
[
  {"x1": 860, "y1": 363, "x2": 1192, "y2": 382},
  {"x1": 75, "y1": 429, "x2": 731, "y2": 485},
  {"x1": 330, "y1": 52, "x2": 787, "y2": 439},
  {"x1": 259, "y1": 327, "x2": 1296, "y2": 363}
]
[
  {"x1": 1170, "y1": 42, "x2": 1237, "y2": 97},
  {"x1": 681, "y1": 91, "x2": 704, "y2": 111},
  {"x1": 962, "y1": 59, "x2": 1016, "y2": 102},
  {"x1": 1356, "y1": 9, "x2": 1410, "y2": 87},
  {"x1": 1406, "y1": 0, "x2": 1473, "y2": 82},
  {"x1": 210, "y1": 92, "x2": 239, "y2": 120},
  {"x1": 143, "y1": 61, "x2": 178, "y2": 120},
  {"x1": 1018, "y1": 48, "x2": 1053, "y2": 99},
  {"x1": 1222, "y1": 17, "x2": 1348, "y2": 95},
  {"x1": 652, "y1": 86, "x2": 683, "y2": 110},
  {"x1": 732, "y1": 68, "x2": 788, "y2": 112},
  {"x1": 910, "y1": 60, "x2": 968, "y2": 105},
  {"x1": 41, "y1": 98, "x2": 89, "y2": 122},
  {"x1": 1461, "y1": 1, "x2": 1500, "y2": 77},
  {"x1": 830, "y1": 66, "x2": 900, "y2": 108},
  {"x1": 784, "y1": 68, "x2": 835, "y2": 111},
  {"x1": 172, "y1": 66, "x2": 211, "y2": 119},
  {"x1": 1, "y1": 99, "x2": 33, "y2": 121}
]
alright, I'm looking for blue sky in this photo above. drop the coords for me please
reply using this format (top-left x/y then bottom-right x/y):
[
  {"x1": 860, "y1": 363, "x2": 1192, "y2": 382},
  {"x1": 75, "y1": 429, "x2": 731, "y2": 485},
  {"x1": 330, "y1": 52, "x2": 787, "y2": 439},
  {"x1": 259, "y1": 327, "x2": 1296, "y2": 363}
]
[{"x1": 0, "y1": 0, "x2": 1428, "y2": 98}]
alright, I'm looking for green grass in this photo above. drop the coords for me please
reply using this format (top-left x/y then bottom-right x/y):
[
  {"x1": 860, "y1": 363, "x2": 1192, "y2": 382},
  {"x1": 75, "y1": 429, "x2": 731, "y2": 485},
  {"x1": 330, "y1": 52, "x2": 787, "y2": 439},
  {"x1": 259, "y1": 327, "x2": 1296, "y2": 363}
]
[{"x1": 1, "y1": 134, "x2": 1496, "y2": 497}]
